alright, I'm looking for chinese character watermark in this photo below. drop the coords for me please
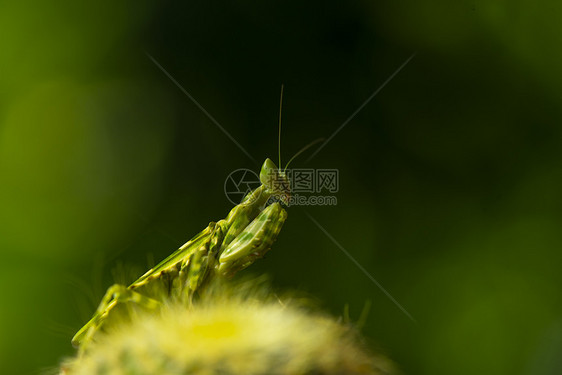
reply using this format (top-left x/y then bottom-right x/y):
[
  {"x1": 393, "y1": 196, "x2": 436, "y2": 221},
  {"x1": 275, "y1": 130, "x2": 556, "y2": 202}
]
[{"x1": 224, "y1": 168, "x2": 339, "y2": 206}]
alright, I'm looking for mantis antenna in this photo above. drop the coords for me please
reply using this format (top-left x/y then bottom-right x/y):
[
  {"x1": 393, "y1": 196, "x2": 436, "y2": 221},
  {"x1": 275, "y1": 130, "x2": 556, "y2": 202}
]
[
  {"x1": 283, "y1": 137, "x2": 325, "y2": 173},
  {"x1": 278, "y1": 84, "x2": 284, "y2": 169}
]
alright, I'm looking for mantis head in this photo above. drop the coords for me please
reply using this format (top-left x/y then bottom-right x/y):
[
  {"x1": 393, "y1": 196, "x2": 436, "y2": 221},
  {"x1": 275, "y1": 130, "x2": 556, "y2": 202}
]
[{"x1": 260, "y1": 158, "x2": 291, "y2": 204}]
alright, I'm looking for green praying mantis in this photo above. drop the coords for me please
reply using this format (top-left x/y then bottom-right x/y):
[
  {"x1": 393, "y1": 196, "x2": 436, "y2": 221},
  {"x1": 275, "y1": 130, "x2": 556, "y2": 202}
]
[
  {"x1": 71, "y1": 87, "x2": 323, "y2": 354},
  {"x1": 72, "y1": 158, "x2": 290, "y2": 352}
]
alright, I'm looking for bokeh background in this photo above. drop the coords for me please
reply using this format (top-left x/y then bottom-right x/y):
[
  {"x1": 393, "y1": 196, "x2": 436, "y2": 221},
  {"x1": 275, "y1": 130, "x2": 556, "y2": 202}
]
[{"x1": 2, "y1": 1, "x2": 562, "y2": 374}]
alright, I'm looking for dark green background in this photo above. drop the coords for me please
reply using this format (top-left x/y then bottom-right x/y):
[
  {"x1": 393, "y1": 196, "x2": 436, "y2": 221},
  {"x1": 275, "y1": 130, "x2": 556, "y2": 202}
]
[{"x1": 2, "y1": 1, "x2": 562, "y2": 374}]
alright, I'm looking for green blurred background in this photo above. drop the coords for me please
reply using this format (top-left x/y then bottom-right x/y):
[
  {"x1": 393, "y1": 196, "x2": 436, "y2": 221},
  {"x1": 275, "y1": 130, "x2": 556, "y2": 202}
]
[{"x1": 2, "y1": 1, "x2": 562, "y2": 374}]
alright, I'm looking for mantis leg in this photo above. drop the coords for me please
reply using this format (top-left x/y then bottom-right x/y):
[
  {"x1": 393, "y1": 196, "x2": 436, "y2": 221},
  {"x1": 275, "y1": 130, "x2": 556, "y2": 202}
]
[
  {"x1": 180, "y1": 221, "x2": 227, "y2": 298},
  {"x1": 72, "y1": 284, "x2": 161, "y2": 350},
  {"x1": 218, "y1": 202, "x2": 287, "y2": 276}
]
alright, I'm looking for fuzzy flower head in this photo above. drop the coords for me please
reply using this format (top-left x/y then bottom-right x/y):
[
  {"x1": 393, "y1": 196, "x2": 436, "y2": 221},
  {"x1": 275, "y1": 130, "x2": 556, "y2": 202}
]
[{"x1": 62, "y1": 282, "x2": 394, "y2": 375}]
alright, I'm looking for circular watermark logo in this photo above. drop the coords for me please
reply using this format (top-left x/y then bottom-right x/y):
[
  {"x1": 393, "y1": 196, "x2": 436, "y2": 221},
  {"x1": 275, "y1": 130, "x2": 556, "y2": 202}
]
[{"x1": 224, "y1": 168, "x2": 261, "y2": 205}]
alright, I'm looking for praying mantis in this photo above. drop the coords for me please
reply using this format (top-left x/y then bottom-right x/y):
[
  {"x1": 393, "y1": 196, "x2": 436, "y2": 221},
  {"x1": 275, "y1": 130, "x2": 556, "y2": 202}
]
[
  {"x1": 71, "y1": 87, "x2": 321, "y2": 355},
  {"x1": 72, "y1": 158, "x2": 292, "y2": 352}
]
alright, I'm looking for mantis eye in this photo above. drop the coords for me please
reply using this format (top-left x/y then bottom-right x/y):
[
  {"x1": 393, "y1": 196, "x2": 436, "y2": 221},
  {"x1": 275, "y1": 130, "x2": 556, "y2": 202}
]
[{"x1": 259, "y1": 158, "x2": 277, "y2": 186}]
